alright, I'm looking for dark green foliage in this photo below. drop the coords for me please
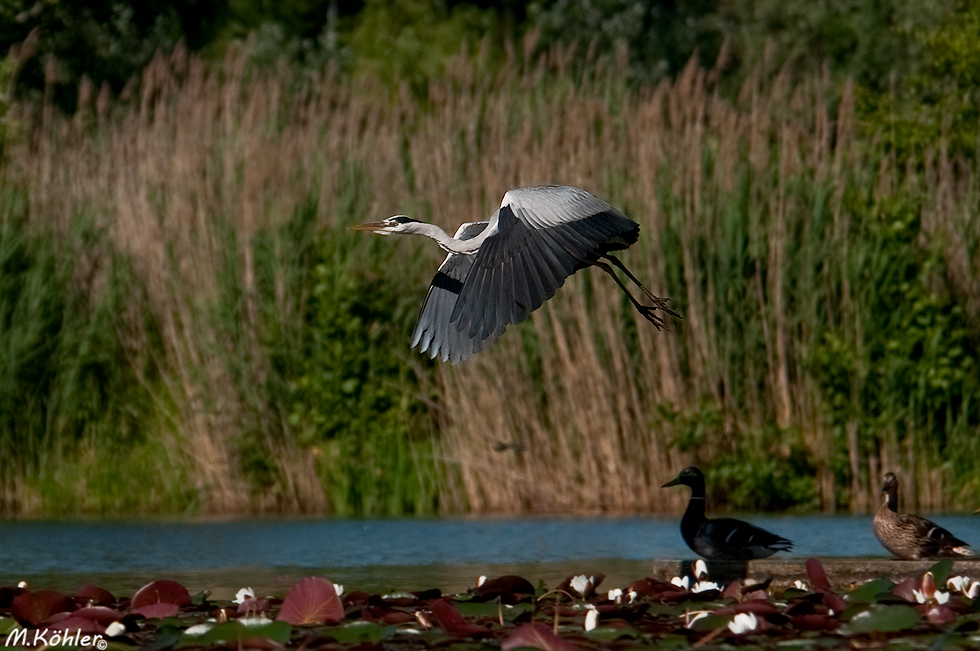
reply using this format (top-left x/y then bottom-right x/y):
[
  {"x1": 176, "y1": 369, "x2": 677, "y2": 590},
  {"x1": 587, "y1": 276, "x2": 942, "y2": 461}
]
[
  {"x1": 348, "y1": 0, "x2": 500, "y2": 92},
  {"x1": 660, "y1": 404, "x2": 817, "y2": 510},
  {"x1": 809, "y1": 192, "x2": 980, "y2": 504},
  {"x1": 2, "y1": 1, "x2": 197, "y2": 109},
  {"x1": 279, "y1": 187, "x2": 440, "y2": 516},
  {"x1": 0, "y1": 194, "x2": 189, "y2": 513},
  {"x1": 860, "y1": 0, "x2": 980, "y2": 161}
]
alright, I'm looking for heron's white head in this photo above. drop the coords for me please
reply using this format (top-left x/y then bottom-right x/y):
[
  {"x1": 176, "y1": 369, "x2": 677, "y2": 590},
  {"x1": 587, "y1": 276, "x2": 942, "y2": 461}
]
[{"x1": 348, "y1": 215, "x2": 420, "y2": 236}]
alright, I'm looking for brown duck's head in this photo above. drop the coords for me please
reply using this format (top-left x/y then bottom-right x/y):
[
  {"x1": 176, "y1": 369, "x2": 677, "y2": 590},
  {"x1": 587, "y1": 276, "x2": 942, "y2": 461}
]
[{"x1": 881, "y1": 472, "x2": 899, "y2": 494}]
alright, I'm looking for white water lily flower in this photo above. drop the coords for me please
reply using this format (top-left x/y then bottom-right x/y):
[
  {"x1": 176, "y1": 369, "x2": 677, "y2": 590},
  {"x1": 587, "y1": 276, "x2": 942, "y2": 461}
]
[
  {"x1": 691, "y1": 581, "x2": 721, "y2": 593},
  {"x1": 694, "y1": 559, "x2": 708, "y2": 580},
  {"x1": 793, "y1": 580, "x2": 808, "y2": 591},
  {"x1": 184, "y1": 623, "x2": 216, "y2": 636},
  {"x1": 234, "y1": 587, "x2": 255, "y2": 605},
  {"x1": 240, "y1": 615, "x2": 274, "y2": 627},
  {"x1": 477, "y1": 575, "x2": 487, "y2": 587},
  {"x1": 16, "y1": 581, "x2": 27, "y2": 589},
  {"x1": 969, "y1": 582, "x2": 980, "y2": 599},
  {"x1": 728, "y1": 612, "x2": 758, "y2": 635},
  {"x1": 570, "y1": 575, "x2": 594, "y2": 596},
  {"x1": 628, "y1": 589, "x2": 637, "y2": 603},
  {"x1": 947, "y1": 576, "x2": 979, "y2": 598},
  {"x1": 607, "y1": 588, "x2": 623, "y2": 603},
  {"x1": 670, "y1": 575, "x2": 690, "y2": 590},
  {"x1": 584, "y1": 605, "x2": 599, "y2": 631},
  {"x1": 334, "y1": 583, "x2": 344, "y2": 597},
  {"x1": 913, "y1": 588, "x2": 950, "y2": 604},
  {"x1": 685, "y1": 610, "x2": 711, "y2": 629},
  {"x1": 104, "y1": 621, "x2": 127, "y2": 637}
]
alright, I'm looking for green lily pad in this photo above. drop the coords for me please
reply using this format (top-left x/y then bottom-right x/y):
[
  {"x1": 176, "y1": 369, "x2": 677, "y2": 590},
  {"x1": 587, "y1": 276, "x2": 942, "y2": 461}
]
[
  {"x1": 143, "y1": 624, "x2": 183, "y2": 651},
  {"x1": 585, "y1": 625, "x2": 639, "y2": 641},
  {"x1": 847, "y1": 579, "x2": 896, "y2": 604},
  {"x1": 322, "y1": 620, "x2": 397, "y2": 643},
  {"x1": 687, "y1": 613, "x2": 728, "y2": 633},
  {"x1": 193, "y1": 620, "x2": 292, "y2": 644},
  {"x1": 456, "y1": 600, "x2": 532, "y2": 619},
  {"x1": 843, "y1": 604, "x2": 920, "y2": 634},
  {"x1": 929, "y1": 560, "x2": 955, "y2": 586}
]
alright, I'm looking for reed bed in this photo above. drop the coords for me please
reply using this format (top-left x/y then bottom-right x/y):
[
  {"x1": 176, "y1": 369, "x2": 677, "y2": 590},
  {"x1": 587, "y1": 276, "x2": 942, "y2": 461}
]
[{"x1": 3, "y1": 38, "x2": 978, "y2": 515}]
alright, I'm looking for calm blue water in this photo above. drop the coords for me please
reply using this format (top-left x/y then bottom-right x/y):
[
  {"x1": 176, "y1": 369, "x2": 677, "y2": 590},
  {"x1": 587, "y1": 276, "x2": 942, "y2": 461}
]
[{"x1": 2, "y1": 514, "x2": 977, "y2": 596}]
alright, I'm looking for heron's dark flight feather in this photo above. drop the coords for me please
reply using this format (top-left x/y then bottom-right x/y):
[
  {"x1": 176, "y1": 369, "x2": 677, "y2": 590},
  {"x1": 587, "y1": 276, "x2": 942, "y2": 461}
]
[
  {"x1": 413, "y1": 221, "x2": 489, "y2": 363},
  {"x1": 448, "y1": 200, "x2": 637, "y2": 352}
]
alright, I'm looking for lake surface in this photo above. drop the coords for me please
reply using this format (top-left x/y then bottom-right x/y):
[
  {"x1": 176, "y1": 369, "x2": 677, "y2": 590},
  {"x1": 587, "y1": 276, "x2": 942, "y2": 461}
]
[{"x1": 2, "y1": 514, "x2": 978, "y2": 598}]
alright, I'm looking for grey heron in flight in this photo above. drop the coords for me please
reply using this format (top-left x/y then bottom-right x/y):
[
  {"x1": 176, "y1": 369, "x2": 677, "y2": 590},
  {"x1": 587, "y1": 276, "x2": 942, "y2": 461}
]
[{"x1": 350, "y1": 185, "x2": 677, "y2": 364}]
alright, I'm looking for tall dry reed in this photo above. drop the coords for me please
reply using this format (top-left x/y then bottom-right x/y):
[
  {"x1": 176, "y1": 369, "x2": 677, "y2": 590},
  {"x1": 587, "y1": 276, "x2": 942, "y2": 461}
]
[{"x1": 7, "y1": 36, "x2": 979, "y2": 514}]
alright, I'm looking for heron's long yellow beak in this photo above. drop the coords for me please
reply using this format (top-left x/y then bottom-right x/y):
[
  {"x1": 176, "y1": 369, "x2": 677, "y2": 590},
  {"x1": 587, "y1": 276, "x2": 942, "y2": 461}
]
[{"x1": 348, "y1": 222, "x2": 387, "y2": 232}]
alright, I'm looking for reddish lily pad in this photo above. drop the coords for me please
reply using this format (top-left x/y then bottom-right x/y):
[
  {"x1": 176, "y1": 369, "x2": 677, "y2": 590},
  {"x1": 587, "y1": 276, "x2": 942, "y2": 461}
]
[
  {"x1": 76, "y1": 584, "x2": 116, "y2": 605},
  {"x1": 806, "y1": 558, "x2": 833, "y2": 593},
  {"x1": 133, "y1": 602, "x2": 180, "y2": 619},
  {"x1": 131, "y1": 580, "x2": 191, "y2": 608},
  {"x1": 72, "y1": 606, "x2": 122, "y2": 624},
  {"x1": 276, "y1": 577, "x2": 344, "y2": 625},
  {"x1": 475, "y1": 575, "x2": 536, "y2": 601},
  {"x1": 503, "y1": 623, "x2": 581, "y2": 651},
  {"x1": 44, "y1": 616, "x2": 106, "y2": 634},
  {"x1": 429, "y1": 598, "x2": 488, "y2": 636},
  {"x1": 10, "y1": 590, "x2": 74, "y2": 626}
]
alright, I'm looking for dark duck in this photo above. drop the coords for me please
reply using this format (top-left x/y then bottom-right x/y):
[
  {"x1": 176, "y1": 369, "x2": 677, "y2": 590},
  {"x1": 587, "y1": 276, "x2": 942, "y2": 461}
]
[
  {"x1": 662, "y1": 467, "x2": 794, "y2": 560},
  {"x1": 873, "y1": 472, "x2": 974, "y2": 560}
]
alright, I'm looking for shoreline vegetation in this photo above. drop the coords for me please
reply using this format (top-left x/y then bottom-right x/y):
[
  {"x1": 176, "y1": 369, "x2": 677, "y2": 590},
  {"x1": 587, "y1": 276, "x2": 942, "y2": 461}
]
[{"x1": 2, "y1": 34, "x2": 979, "y2": 517}]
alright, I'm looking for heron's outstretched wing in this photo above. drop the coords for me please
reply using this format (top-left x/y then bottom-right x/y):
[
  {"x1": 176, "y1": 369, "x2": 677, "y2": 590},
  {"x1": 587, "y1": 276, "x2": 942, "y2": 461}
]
[
  {"x1": 412, "y1": 221, "x2": 490, "y2": 363},
  {"x1": 450, "y1": 186, "x2": 640, "y2": 346}
]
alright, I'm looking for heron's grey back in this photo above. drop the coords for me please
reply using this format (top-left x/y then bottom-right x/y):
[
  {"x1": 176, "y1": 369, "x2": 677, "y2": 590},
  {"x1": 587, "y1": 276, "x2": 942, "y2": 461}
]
[{"x1": 417, "y1": 186, "x2": 639, "y2": 364}]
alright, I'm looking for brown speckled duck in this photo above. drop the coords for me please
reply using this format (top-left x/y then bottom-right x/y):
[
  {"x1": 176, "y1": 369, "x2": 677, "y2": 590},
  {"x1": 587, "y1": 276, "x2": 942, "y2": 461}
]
[{"x1": 873, "y1": 472, "x2": 974, "y2": 560}]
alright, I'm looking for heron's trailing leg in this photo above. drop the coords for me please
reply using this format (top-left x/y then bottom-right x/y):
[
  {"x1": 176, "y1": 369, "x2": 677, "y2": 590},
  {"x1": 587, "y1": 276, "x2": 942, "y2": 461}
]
[
  {"x1": 603, "y1": 254, "x2": 680, "y2": 318},
  {"x1": 592, "y1": 259, "x2": 677, "y2": 329}
]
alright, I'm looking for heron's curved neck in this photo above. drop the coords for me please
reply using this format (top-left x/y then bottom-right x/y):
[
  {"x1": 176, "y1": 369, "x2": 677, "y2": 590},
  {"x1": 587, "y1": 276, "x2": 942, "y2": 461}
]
[{"x1": 402, "y1": 222, "x2": 483, "y2": 254}]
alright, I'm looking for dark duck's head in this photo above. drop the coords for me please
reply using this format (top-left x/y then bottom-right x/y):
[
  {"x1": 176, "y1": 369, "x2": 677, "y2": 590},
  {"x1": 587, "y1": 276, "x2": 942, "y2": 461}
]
[{"x1": 662, "y1": 467, "x2": 706, "y2": 493}]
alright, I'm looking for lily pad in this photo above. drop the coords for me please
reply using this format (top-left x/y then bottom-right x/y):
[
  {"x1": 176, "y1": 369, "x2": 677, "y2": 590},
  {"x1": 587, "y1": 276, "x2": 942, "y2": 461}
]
[
  {"x1": 503, "y1": 623, "x2": 581, "y2": 651},
  {"x1": 843, "y1": 604, "x2": 920, "y2": 634},
  {"x1": 193, "y1": 620, "x2": 291, "y2": 644},
  {"x1": 847, "y1": 579, "x2": 896, "y2": 604},
  {"x1": 928, "y1": 560, "x2": 955, "y2": 586},
  {"x1": 322, "y1": 620, "x2": 397, "y2": 643},
  {"x1": 10, "y1": 591, "x2": 74, "y2": 626},
  {"x1": 456, "y1": 600, "x2": 532, "y2": 620},
  {"x1": 277, "y1": 577, "x2": 344, "y2": 625},
  {"x1": 131, "y1": 580, "x2": 191, "y2": 608},
  {"x1": 585, "y1": 625, "x2": 639, "y2": 642}
]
